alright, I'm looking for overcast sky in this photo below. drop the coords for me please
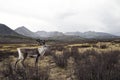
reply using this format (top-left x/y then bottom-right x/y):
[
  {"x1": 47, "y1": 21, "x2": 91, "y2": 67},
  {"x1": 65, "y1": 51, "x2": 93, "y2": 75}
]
[{"x1": 0, "y1": 0, "x2": 120, "y2": 35}]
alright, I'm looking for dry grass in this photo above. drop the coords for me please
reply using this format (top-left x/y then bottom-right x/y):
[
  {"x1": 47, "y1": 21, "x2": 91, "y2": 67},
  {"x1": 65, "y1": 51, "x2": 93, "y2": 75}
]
[{"x1": 0, "y1": 41, "x2": 120, "y2": 80}]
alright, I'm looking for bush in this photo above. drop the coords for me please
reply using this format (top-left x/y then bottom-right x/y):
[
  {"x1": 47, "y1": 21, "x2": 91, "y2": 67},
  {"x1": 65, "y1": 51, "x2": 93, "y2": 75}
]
[
  {"x1": 71, "y1": 46, "x2": 82, "y2": 63},
  {"x1": 74, "y1": 50, "x2": 120, "y2": 80},
  {"x1": 99, "y1": 44, "x2": 108, "y2": 49},
  {"x1": 0, "y1": 51, "x2": 17, "y2": 61},
  {"x1": 52, "y1": 49, "x2": 70, "y2": 68},
  {"x1": 50, "y1": 44, "x2": 65, "y2": 51}
]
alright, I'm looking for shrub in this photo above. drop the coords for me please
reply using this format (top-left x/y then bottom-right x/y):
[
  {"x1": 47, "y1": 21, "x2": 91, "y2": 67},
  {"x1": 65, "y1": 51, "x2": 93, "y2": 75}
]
[
  {"x1": 99, "y1": 44, "x2": 108, "y2": 49},
  {"x1": 74, "y1": 50, "x2": 120, "y2": 80},
  {"x1": 52, "y1": 48, "x2": 70, "y2": 68},
  {"x1": 71, "y1": 46, "x2": 81, "y2": 63}
]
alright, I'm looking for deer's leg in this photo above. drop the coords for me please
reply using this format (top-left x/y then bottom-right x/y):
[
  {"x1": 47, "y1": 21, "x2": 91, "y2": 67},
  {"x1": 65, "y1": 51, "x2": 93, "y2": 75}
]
[
  {"x1": 15, "y1": 58, "x2": 21, "y2": 69},
  {"x1": 21, "y1": 59, "x2": 25, "y2": 68},
  {"x1": 35, "y1": 54, "x2": 40, "y2": 66},
  {"x1": 21, "y1": 53, "x2": 28, "y2": 68}
]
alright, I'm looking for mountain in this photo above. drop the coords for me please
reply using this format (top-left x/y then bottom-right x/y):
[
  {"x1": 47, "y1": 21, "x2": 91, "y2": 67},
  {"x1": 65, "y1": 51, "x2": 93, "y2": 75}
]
[
  {"x1": 83, "y1": 31, "x2": 117, "y2": 39},
  {"x1": 65, "y1": 31, "x2": 82, "y2": 36},
  {"x1": 15, "y1": 27, "x2": 65, "y2": 38},
  {"x1": 0, "y1": 23, "x2": 20, "y2": 36},
  {"x1": 15, "y1": 26, "x2": 38, "y2": 38},
  {"x1": 15, "y1": 26, "x2": 119, "y2": 41},
  {"x1": 47, "y1": 35, "x2": 84, "y2": 41},
  {"x1": 65, "y1": 31, "x2": 118, "y2": 39},
  {"x1": 0, "y1": 24, "x2": 35, "y2": 43},
  {"x1": 35, "y1": 31, "x2": 48, "y2": 37},
  {"x1": 35, "y1": 31, "x2": 64, "y2": 37},
  {"x1": 0, "y1": 23, "x2": 118, "y2": 43},
  {"x1": 48, "y1": 31, "x2": 64, "y2": 37},
  {"x1": 15, "y1": 27, "x2": 84, "y2": 41}
]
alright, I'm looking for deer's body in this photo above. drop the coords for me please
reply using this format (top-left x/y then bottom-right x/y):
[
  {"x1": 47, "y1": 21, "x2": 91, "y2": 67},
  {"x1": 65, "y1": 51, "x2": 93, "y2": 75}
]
[{"x1": 15, "y1": 45, "x2": 49, "y2": 68}]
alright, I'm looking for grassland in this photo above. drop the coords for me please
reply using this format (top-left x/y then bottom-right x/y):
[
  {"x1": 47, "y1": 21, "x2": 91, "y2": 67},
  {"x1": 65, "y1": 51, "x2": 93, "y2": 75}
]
[{"x1": 0, "y1": 41, "x2": 120, "y2": 80}]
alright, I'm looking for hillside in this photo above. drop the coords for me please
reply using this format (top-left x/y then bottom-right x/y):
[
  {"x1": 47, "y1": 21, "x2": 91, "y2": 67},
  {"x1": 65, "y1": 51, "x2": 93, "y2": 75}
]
[
  {"x1": 15, "y1": 26, "x2": 38, "y2": 38},
  {"x1": 0, "y1": 24, "x2": 20, "y2": 36},
  {"x1": 0, "y1": 24, "x2": 35, "y2": 43}
]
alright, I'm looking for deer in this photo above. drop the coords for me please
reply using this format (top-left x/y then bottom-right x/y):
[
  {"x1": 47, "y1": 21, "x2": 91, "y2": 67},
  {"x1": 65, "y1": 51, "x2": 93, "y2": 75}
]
[{"x1": 14, "y1": 40, "x2": 50, "y2": 68}]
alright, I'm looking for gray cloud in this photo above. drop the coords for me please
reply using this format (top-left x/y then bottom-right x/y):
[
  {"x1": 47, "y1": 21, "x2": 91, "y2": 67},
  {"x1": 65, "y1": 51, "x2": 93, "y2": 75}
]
[
  {"x1": 0, "y1": 0, "x2": 120, "y2": 35},
  {"x1": 98, "y1": 0, "x2": 120, "y2": 35}
]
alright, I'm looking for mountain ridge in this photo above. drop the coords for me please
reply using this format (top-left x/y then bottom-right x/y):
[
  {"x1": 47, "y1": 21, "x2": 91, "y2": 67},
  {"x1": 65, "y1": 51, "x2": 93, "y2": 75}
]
[{"x1": 15, "y1": 26, "x2": 119, "y2": 39}]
